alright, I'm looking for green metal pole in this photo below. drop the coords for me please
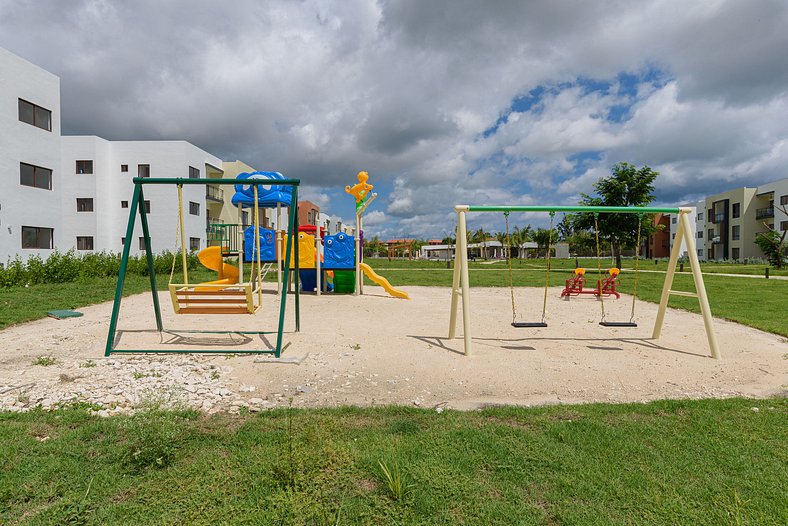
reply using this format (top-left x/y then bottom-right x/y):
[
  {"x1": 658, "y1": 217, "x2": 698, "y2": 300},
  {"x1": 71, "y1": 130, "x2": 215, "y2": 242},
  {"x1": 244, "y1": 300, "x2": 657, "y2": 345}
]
[
  {"x1": 293, "y1": 185, "x2": 300, "y2": 333},
  {"x1": 463, "y1": 205, "x2": 680, "y2": 214},
  {"x1": 138, "y1": 185, "x2": 162, "y2": 332},
  {"x1": 104, "y1": 183, "x2": 142, "y2": 356},
  {"x1": 275, "y1": 187, "x2": 298, "y2": 357}
]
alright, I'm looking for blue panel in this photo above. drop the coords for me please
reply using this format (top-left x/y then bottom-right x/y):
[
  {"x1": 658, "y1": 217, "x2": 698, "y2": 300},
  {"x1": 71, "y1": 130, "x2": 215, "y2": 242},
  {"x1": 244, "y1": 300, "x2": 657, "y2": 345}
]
[
  {"x1": 323, "y1": 232, "x2": 355, "y2": 269},
  {"x1": 231, "y1": 171, "x2": 294, "y2": 208},
  {"x1": 244, "y1": 226, "x2": 277, "y2": 262}
]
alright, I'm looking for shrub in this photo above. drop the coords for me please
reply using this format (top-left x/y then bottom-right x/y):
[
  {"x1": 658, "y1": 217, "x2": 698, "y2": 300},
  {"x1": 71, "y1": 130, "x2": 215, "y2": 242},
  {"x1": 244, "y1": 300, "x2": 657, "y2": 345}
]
[{"x1": 0, "y1": 249, "x2": 200, "y2": 288}]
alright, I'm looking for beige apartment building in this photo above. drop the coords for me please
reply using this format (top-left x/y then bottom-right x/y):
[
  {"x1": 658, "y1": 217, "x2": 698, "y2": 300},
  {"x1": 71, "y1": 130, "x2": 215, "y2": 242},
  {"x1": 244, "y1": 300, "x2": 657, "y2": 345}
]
[{"x1": 702, "y1": 177, "x2": 788, "y2": 261}]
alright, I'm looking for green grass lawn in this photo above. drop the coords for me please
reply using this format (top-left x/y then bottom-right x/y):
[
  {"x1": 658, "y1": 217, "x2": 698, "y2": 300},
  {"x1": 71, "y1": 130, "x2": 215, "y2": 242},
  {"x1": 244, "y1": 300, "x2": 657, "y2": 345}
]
[
  {"x1": 0, "y1": 270, "x2": 220, "y2": 330},
  {"x1": 2, "y1": 259, "x2": 787, "y2": 336},
  {"x1": 365, "y1": 259, "x2": 788, "y2": 337},
  {"x1": 1, "y1": 398, "x2": 785, "y2": 525}
]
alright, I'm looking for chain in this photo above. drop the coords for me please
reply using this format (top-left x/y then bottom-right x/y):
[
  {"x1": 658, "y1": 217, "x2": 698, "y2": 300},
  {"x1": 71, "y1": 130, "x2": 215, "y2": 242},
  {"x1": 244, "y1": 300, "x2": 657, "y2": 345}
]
[
  {"x1": 594, "y1": 213, "x2": 606, "y2": 322},
  {"x1": 504, "y1": 212, "x2": 517, "y2": 324},
  {"x1": 541, "y1": 212, "x2": 555, "y2": 324},
  {"x1": 630, "y1": 214, "x2": 643, "y2": 323}
]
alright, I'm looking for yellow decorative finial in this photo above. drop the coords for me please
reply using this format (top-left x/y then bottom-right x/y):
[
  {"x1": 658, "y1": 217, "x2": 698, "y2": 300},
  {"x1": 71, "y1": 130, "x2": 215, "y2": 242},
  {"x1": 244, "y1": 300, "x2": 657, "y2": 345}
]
[{"x1": 344, "y1": 171, "x2": 373, "y2": 203}]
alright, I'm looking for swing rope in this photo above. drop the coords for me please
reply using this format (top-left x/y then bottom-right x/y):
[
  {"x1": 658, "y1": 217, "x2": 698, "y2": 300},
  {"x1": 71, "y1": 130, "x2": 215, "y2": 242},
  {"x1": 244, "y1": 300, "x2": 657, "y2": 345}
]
[
  {"x1": 169, "y1": 184, "x2": 185, "y2": 286},
  {"x1": 504, "y1": 212, "x2": 517, "y2": 324},
  {"x1": 541, "y1": 211, "x2": 555, "y2": 324},
  {"x1": 629, "y1": 214, "x2": 643, "y2": 324},
  {"x1": 594, "y1": 213, "x2": 606, "y2": 322},
  {"x1": 506, "y1": 211, "x2": 554, "y2": 326}
]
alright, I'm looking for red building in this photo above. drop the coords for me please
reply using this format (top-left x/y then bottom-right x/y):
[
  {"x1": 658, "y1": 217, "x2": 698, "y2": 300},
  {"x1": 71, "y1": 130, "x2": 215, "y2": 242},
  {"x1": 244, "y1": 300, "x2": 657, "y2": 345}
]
[{"x1": 646, "y1": 213, "x2": 671, "y2": 258}]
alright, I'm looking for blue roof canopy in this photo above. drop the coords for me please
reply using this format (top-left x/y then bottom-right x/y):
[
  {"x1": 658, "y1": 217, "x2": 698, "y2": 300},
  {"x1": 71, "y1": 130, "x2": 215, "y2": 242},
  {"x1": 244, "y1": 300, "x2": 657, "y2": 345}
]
[{"x1": 231, "y1": 171, "x2": 294, "y2": 208}]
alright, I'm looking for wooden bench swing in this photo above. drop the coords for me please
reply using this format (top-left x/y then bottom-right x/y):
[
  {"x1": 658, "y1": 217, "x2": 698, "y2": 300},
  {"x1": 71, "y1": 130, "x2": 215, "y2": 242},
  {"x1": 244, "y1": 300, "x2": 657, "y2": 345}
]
[{"x1": 168, "y1": 184, "x2": 266, "y2": 315}]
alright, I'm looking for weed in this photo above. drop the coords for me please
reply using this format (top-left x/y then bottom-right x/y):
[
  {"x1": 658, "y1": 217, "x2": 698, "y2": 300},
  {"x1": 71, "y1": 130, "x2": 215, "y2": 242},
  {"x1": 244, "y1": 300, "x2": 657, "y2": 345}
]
[
  {"x1": 122, "y1": 411, "x2": 183, "y2": 471},
  {"x1": 32, "y1": 356, "x2": 57, "y2": 367},
  {"x1": 378, "y1": 460, "x2": 412, "y2": 501},
  {"x1": 210, "y1": 370, "x2": 220, "y2": 380},
  {"x1": 350, "y1": 343, "x2": 361, "y2": 351},
  {"x1": 132, "y1": 372, "x2": 147, "y2": 380},
  {"x1": 17, "y1": 394, "x2": 30, "y2": 405},
  {"x1": 80, "y1": 359, "x2": 97, "y2": 368}
]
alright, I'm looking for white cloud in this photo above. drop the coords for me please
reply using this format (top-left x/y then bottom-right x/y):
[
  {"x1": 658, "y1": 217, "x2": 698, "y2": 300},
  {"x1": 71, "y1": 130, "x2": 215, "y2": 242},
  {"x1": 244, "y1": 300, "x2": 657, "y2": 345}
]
[{"x1": 1, "y1": 0, "x2": 786, "y2": 236}]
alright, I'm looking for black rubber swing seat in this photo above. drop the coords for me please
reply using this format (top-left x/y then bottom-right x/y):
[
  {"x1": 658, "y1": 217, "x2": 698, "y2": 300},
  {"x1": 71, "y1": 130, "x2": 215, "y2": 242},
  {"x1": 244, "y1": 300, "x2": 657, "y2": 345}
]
[
  {"x1": 512, "y1": 322, "x2": 548, "y2": 328},
  {"x1": 599, "y1": 321, "x2": 638, "y2": 327}
]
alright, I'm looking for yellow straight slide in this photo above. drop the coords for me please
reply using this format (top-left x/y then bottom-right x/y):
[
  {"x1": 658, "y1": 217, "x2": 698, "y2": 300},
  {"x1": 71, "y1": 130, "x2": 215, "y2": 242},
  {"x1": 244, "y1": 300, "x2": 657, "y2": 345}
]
[{"x1": 359, "y1": 262, "x2": 409, "y2": 299}]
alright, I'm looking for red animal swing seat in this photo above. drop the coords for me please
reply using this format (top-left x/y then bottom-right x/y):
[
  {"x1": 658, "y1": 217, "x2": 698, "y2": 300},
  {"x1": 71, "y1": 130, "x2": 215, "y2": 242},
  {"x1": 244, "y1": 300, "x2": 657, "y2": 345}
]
[{"x1": 560, "y1": 267, "x2": 621, "y2": 299}]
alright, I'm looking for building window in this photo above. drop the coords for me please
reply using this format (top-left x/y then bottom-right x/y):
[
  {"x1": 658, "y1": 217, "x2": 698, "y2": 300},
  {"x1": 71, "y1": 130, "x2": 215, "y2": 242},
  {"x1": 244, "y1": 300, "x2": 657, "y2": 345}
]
[
  {"x1": 189, "y1": 237, "x2": 200, "y2": 251},
  {"x1": 707, "y1": 228, "x2": 714, "y2": 240},
  {"x1": 697, "y1": 212, "x2": 704, "y2": 221},
  {"x1": 20, "y1": 162, "x2": 53, "y2": 190},
  {"x1": 121, "y1": 201, "x2": 129, "y2": 208},
  {"x1": 138, "y1": 164, "x2": 150, "y2": 178},
  {"x1": 780, "y1": 195, "x2": 788, "y2": 206},
  {"x1": 21, "y1": 226, "x2": 53, "y2": 249},
  {"x1": 697, "y1": 249, "x2": 703, "y2": 257},
  {"x1": 76, "y1": 236, "x2": 94, "y2": 250},
  {"x1": 242, "y1": 211, "x2": 249, "y2": 226},
  {"x1": 139, "y1": 237, "x2": 147, "y2": 250},
  {"x1": 671, "y1": 217, "x2": 677, "y2": 224},
  {"x1": 697, "y1": 231, "x2": 703, "y2": 239},
  {"x1": 671, "y1": 233, "x2": 676, "y2": 239},
  {"x1": 76, "y1": 160, "x2": 93, "y2": 174},
  {"x1": 189, "y1": 201, "x2": 200, "y2": 215},
  {"x1": 732, "y1": 202, "x2": 740, "y2": 218},
  {"x1": 18, "y1": 98, "x2": 52, "y2": 131},
  {"x1": 121, "y1": 237, "x2": 126, "y2": 248},
  {"x1": 189, "y1": 166, "x2": 200, "y2": 179},
  {"x1": 121, "y1": 164, "x2": 128, "y2": 172},
  {"x1": 781, "y1": 220, "x2": 788, "y2": 231},
  {"x1": 732, "y1": 225, "x2": 740, "y2": 240},
  {"x1": 76, "y1": 198, "x2": 94, "y2": 212},
  {"x1": 732, "y1": 248, "x2": 740, "y2": 260},
  {"x1": 143, "y1": 200, "x2": 151, "y2": 213}
]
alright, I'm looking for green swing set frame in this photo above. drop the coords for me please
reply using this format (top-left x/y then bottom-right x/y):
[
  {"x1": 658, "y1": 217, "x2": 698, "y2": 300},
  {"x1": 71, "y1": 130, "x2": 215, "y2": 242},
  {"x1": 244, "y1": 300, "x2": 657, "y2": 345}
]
[{"x1": 104, "y1": 177, "x2": 301, "y2": 357}]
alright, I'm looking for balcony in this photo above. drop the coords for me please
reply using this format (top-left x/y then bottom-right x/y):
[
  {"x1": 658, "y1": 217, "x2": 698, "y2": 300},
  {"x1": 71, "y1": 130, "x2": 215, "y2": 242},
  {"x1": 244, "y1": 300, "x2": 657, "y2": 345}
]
[
  {"x1": 206, "y1": 184, "x2": 224, "y2": 203},
  {"x1": 755, "y1": 207, "x2": 774, "y2": 220},
  {"x1": 711, "y1": 236, "x2": 722, "y2": 244}
]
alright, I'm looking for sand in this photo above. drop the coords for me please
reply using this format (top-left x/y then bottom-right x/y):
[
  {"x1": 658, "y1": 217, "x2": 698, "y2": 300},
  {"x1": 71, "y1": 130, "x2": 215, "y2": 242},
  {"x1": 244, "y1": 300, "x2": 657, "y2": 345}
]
[{"x1": 1, "y1": 285, "x2": 786, "y2": 411}]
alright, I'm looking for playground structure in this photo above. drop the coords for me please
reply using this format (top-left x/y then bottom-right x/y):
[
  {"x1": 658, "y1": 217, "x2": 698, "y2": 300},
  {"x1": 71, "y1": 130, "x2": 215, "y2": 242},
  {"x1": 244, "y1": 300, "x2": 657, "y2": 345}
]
[
  {"x1": 105, "y1": 175, "x2": 301, "y2": 357},
  {"x1": 449, "y1": 205, "x2": 720, "y2": 358},
  {"x1": 202, "y1": 170, "x2": 408, "y2": 300},
  {"x1": 560, "y1": 267, "x2": 622, "y2": 299}
]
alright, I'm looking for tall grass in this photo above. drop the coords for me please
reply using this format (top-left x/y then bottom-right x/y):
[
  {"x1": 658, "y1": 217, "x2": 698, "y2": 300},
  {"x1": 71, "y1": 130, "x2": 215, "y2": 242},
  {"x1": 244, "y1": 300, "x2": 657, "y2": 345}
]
[{"x1": 0, "y1": 249, "x2": 199, "y2": 288}]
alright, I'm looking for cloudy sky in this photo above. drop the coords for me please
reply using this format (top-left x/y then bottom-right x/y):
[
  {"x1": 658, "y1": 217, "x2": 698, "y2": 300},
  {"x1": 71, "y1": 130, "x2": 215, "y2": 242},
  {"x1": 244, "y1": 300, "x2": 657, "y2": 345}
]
[{"x1": 2, "y1": 0, "x2": 787, "y2": 239}]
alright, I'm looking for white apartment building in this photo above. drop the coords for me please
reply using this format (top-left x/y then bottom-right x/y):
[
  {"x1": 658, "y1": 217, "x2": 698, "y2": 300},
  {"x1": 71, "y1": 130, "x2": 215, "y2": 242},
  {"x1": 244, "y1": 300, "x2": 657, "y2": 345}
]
[
  {"x1": 0, "y1": 48, "x2": 62, "y2": 263},
  {"x1": 61, "y1": 137, "x2": 223, "y2": 255},
  {"x1": 668, "y1": 199, "x2": 706, "y2": 260},
  {"x1": 1, "y1": 47, "x2": 227, "y2": 262}
]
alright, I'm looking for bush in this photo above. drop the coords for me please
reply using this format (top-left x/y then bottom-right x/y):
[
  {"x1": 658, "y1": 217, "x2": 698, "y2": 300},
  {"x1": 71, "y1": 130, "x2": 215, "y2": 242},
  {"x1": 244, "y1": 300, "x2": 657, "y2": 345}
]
[{"x1": 0, "y1": 249, "x2": 200, "y2": 288}]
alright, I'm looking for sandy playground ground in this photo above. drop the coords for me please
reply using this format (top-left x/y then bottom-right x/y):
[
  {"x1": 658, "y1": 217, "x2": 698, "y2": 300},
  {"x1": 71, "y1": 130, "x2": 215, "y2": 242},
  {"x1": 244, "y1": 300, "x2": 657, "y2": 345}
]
[{"x1": 1, "y1": 285, "x2": 786, "y2": 413}]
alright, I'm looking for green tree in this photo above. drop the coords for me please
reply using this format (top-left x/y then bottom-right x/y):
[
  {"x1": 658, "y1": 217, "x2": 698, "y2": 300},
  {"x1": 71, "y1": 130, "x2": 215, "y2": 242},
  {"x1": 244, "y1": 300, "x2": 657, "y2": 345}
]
[
  {"x1": 532, "y1": 228, "x2": 553, "y2": 258},
  {"x1": 572, "y1": 162, "x2": 659, "y2": 268},
  {"x1": 754, "y1": 205, "x2": 787, "y2": 268},
  {"x1": 556, "y1": 214, "x2": 574, "y2": 241}
]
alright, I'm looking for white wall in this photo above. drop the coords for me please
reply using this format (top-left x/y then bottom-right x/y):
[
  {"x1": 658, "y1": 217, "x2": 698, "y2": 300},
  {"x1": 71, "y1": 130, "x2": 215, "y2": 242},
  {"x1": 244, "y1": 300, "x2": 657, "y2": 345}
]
[
  {"x1": 61, "y1": 138, "x2": 222, "y2": 255},
  {"x1": 669, "y1": 200, "x2": 705, "y2": 260},
  {"x1": 0, "y1": 48, "x2": 61, "y2": 263}
]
